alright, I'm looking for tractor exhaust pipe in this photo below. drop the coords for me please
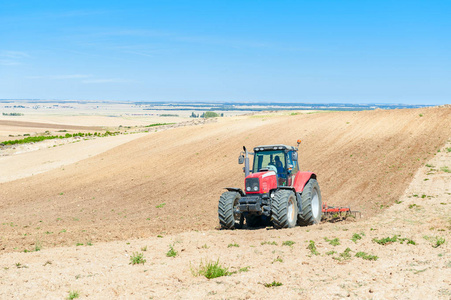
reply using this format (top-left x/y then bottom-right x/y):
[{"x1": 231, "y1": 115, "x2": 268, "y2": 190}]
[{"x1": 243, "y1": 146, "x2": 250, "y2": 177}]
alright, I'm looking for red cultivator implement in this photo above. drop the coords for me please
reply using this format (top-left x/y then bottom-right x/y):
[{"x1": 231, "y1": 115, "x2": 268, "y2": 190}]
[{"x1": 322, "y1": 203, "x2": 361, "y2": 221}]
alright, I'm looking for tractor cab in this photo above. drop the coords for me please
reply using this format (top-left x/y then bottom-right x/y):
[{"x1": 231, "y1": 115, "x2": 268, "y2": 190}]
[{"x1": 251, "y1": 145, "x2": 299, "y2": 187}]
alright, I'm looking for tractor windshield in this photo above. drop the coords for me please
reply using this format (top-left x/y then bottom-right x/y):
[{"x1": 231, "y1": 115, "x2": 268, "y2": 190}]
[{"x1": 252, "y1": 150, "x2": 286, "y2": 175}]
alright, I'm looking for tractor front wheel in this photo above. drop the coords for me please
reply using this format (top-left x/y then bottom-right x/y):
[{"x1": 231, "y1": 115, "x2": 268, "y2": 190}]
[
  {"x1": 218, "y1": 191, "x2": 242, "y2": 229},
  {"x1": 271, "y1": 190, "x2": 298, "y2": 229},
  {"x1": 298, "y1": 179, "x2": 322, "y2": 226}
]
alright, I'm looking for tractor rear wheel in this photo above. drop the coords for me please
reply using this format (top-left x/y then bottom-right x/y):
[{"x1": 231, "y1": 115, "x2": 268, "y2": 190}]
[
  {"x1": 271, "y1": 190, "x2": 298, "y2": 229},
  {"x1": 298, "y1": 179, "x2": 322, "y2": 226},
  {"x1": 218, "y1": 191, "x2": 242, "y2": 229}
]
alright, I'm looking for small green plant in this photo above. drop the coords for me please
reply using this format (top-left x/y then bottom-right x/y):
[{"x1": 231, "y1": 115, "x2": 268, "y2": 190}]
[
  {"x1": 166, "y1": 244, "x2": 178, "y2": 257},
  {"x1": 446, "y1": 147, "x2": 451, "y2": 153},
  {"x1": 261, "y1": 241, "x2": 278, "y2": 246},
  {"x1": 15, "y1": 263, "x2": 28, "y2": 268},
  {"x1": 130, "y1": 252, "x2": 146, "y2": 265},
  {"x1": 157, "y1": 234, "x2": 163, "y2": 238},
  {"x1": 282, "y1": 240, "x2": 295, "y2": 247},
  {"x1": 324, "y1": 237, "x2": 340, "y2": 246},
  {"x1": 193, "y1": 260, "x2": 230, "y2": 279},
  {"x1": 409, "y1": 204, "x2": 422, "y2": 209},
  {"x1": 307, "y1": 240, "x2": 320, "y2": 256},
  {"x1": 201, "y1": 244, "x2": 209, "y2": 249},
  {"x1": 238, "y1": 266, "x2": 250, "y2": 272},
  {"x1": 433, "y1": 237, "x2": 445, "y2": 248},
  {"x1": 272, "y1": 256, "x2": 283, "y2": 263},
  {"x1": 373, "y1": 235, "x2": 415, "y2": 245},
  {"x1": 355, "y1": 251, "x2": 378, "y2": 261},
  {"x1": 441, "y1": 166, "x2": 450, "y2": 173},
  {"x1": 263, "y1": 281, "x2": 283, "y2": 287},
  {"x1": 373, "y1": 236, "x2": 398, "y2": 245},
  {"x1": 141, "y1": 246, "x2": 147, "y2": 251},
  {"x1": 34, "y1": 241, "x2": 42, "y2": 252},
  {"x1": 227, "y1": 243, "x2": 239, "y2": 248},
  {"x1": 156, "y1": 202, "x2": 166, "y2": 208},
  {"x1": 351, "y1": 233, "x2": 363, "y2": 243},
  {"x1": 419, "y1": 113, "x2": 423, "y2": 117},
  {"x1": 334, "y1": 247, "x2": 352, "y2": 261},
  {"x1": 326, "y1": 250, "x2": 337, "y2": 256},
  {"x1": 76, "y1": 242, "x2": 84, "y2": 246},
  {"x1": 68, "y1": 290, "x2": 80, "y2": 299}
]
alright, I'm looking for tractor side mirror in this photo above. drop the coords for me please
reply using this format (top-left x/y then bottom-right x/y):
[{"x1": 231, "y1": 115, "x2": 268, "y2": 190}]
[
  {"x1": 292, "y1": 152, "x2": 298, "y2": 161},
  {"x1": 238, "y1": 154, "x2": 244, "y2": 164}
]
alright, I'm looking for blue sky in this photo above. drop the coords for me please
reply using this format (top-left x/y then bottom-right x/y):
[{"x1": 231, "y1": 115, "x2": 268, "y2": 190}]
[{"x1": 1, "y1": 1, "x2": 450, "y2": 104}]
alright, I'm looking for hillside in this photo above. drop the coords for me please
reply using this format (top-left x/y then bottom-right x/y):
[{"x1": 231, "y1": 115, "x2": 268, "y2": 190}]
[
  {"x1": 0, "y1": 107, "x2": 450, "y2": 252},
  {"x1": 1, "y1": 133, "x2": 450, "y2": 299}
]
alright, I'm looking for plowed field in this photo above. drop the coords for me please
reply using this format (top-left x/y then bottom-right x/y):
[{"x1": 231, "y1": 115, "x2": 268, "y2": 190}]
[{"x1": 0, "y1": 107, "x2": 450, "y2": 253}]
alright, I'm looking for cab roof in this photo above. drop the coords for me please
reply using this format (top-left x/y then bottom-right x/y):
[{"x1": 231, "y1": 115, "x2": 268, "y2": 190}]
[{"x1": 253, "y1": 144, "x2": 298, "y2": 152}]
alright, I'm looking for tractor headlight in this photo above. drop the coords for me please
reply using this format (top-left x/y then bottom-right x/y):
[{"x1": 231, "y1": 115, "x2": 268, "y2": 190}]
[{"x1": 245, "y1": 178, "x2": 259, "y2": 193}]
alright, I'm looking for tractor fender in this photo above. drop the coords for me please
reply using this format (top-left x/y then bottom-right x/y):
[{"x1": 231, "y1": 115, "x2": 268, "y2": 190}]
[
  {"x1": 225, "y1": 187, "x2": 246, "y2": 197},
  {"x1": 293, "y1": 172, "x2": 317, "y2": 193}
]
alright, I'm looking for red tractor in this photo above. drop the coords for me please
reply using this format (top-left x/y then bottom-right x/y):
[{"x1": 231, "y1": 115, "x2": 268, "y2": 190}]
[{"x1": 218, "y1": 141, "x2": 322, "y2": 229}]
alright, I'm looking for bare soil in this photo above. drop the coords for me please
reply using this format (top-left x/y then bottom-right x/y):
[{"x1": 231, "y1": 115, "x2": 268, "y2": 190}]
[
  {"x1": 0, "y1": 135, "x2": 449, "y2": 299},
  {"x1": 0, "y1": 106, "x2": 450, "y2": 298}
]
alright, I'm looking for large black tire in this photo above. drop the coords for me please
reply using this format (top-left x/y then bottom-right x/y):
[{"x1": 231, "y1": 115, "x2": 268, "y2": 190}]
[
  {"x1": 271, "y1": 190, "x2": 298, "y2": 229},
  {"x1": 298, "y1": 179, "x2": 322, "y2": 226},
  {"x1": 218, "y1": 192, "x2": 242, "y2": 229}
]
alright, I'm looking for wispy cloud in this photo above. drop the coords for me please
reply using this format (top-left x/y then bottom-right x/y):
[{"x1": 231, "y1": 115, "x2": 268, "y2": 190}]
[
  {"x1": 26, "y1": 74, "x2": 92, "y2": 80},
  {"x1": 0, "y1": 50, "x2": 30, "y2": 65},
  {"x1": 0, "y1": 59, "x2": 20, "y2": 66},
  {"x1": 82, "y1": 78, "x2": 131, "y2": 84},
  {"x1": 1, "y1": 50, "x2": 30, "y2": 59}
]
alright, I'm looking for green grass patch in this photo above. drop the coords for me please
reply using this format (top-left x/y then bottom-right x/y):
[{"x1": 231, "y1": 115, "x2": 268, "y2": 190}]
[
  {"x1": 67, "y1": 290, "x2": 80, "y2": 299},
  {"x1": 433, "y1": 237, "x2": 446, "y2": 248},
  {"x1": 130, "y1": 252, "x2": 146, "y2": 265},
  {"x1": 282, "y1": 240, "x2": 295, "y2": 247},
  {"x1": 166, "y1": 244, "x2": 178, "y2": 257},
  {"x1": 193, "y1": 260, "x2": 231, "y2": 279},
  {"x1": 355, "y1": 251, "x2": 378, "y2": 261},
  {"x1": 156, "y1": 203, "x2": 166, "y2": 208},
  {"x1": 307, "y1": 240, "x2": 320, "y2": 256},
  {"x1": 441, "y1": 166, "x2": 450, "y2": 173},
  {"x1": 263, "y1": 281, "x2": 283, "y2": 287},
  {"x1": 261, "y1": 241, "x2": 278, "y2": 246},
  {"x1": 227, "y1": 243, "x2": 239, "y2": 248},
  {"x1": 351, "y1": 233, "x2": 364, "y2": 243},
  {"x1": 373, "y1": 235, "x2": 415, "y2": 245},
  {"x1": 324, "y1": 237, "x2": 340, "y2": 246},
  {"x1": 334, "y1": 248, "x2": 352, "y2": 261},
  {"x1": 1, "y1": 131, "x2": 119, "y2": 146},
  {"x1": 144, "y1": 123, "x2": 175, "y2": 127}
]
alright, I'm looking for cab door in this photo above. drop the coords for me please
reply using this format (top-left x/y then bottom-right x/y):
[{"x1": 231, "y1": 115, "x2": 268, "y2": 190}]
[{"x1": 287, "y1": 151, "x2": 299, "y2": 186}]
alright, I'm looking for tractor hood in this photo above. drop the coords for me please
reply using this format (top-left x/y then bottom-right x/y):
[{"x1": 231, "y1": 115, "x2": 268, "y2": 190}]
[{"x1": 244, "y1": 171, "x2": 277, "y2": 194}]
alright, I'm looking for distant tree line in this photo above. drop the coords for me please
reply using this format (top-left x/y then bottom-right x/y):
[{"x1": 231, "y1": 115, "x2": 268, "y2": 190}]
[
  {"x1": 190, "y1": 111, "x2": 223, "y2": 118},
  {"x1": 2, "y1": 112, "x2": 24, "y2": 116}
]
